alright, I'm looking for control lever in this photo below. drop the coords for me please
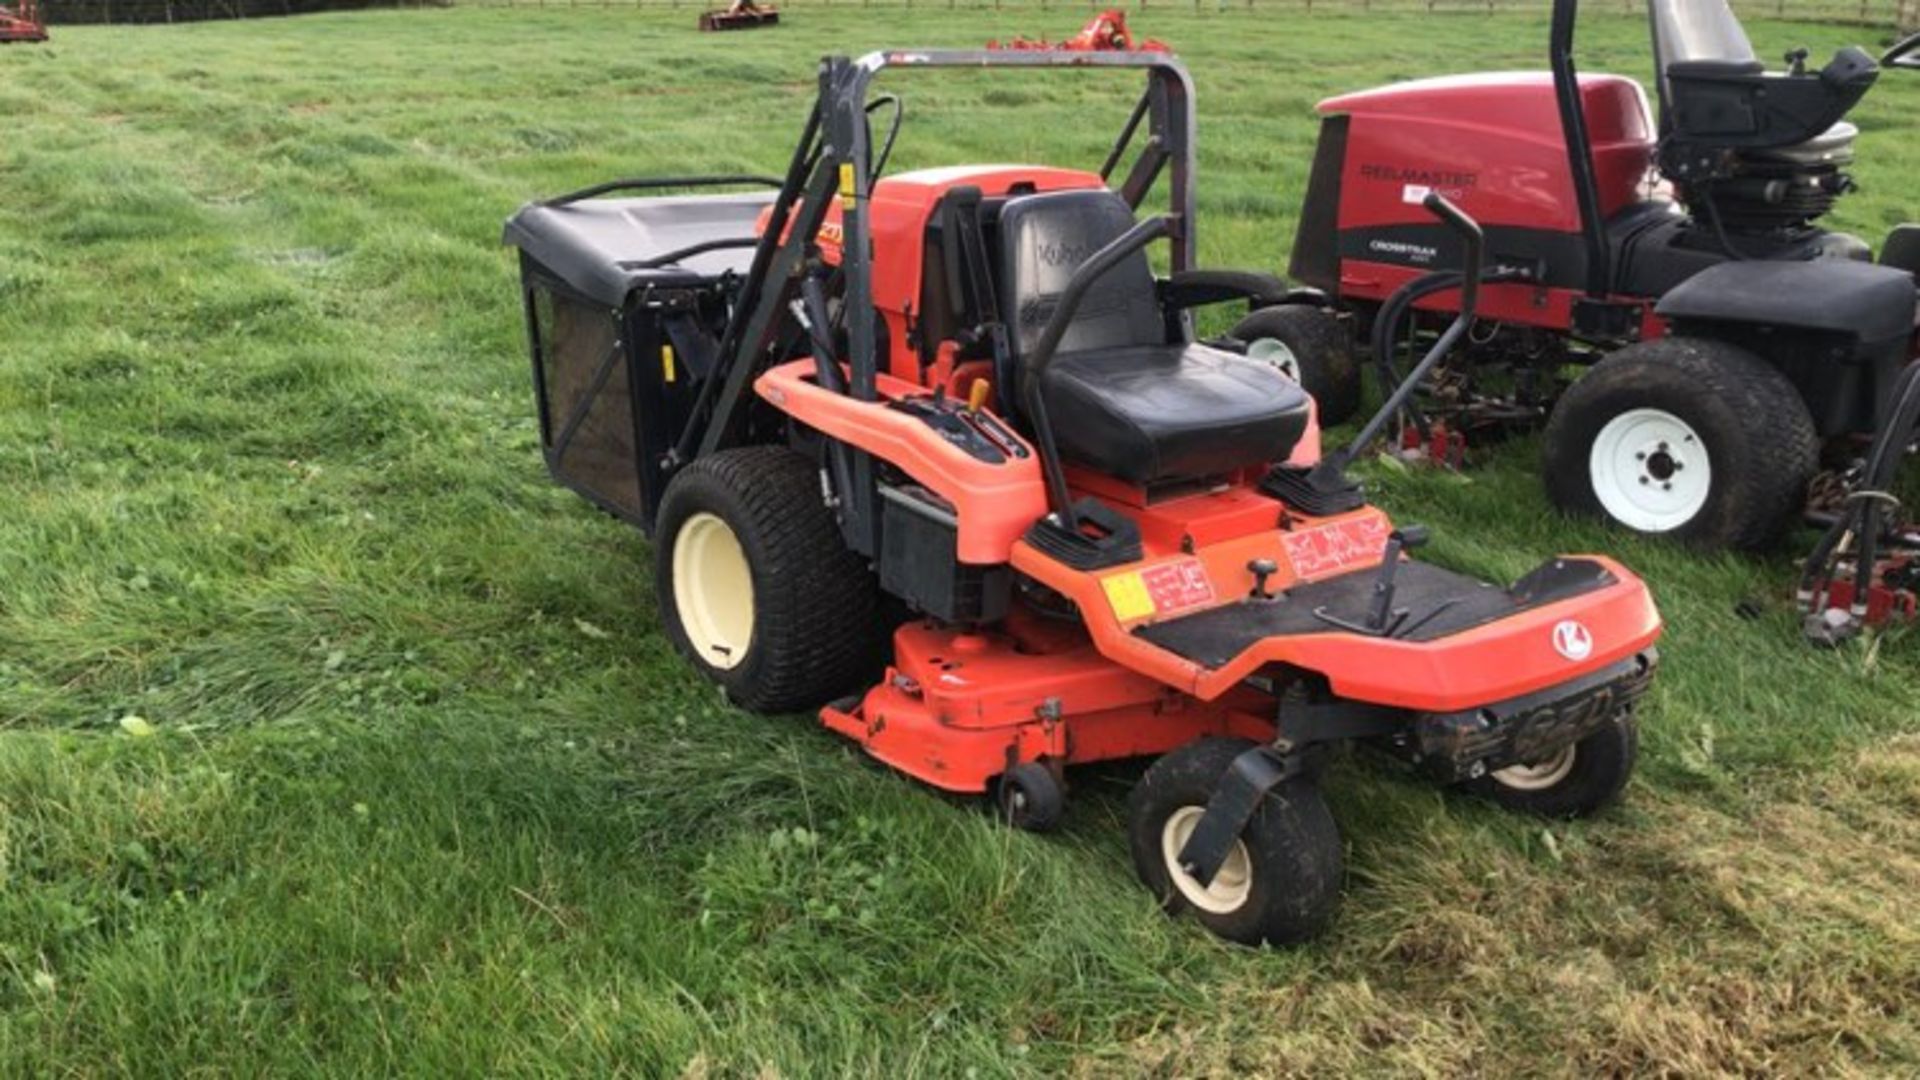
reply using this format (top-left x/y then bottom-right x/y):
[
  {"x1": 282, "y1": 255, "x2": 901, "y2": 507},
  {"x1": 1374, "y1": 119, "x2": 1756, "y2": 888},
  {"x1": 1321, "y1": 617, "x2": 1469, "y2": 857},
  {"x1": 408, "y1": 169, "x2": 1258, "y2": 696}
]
[
  {"x1": 1307, "y1": 525, "x2": 1431, "y2": 637},
  {"x1": 1885, "y1": 31, "x2": 1920, "y2": 70},
  {"x1": 1365, "y1": 526, "x2": 1429, "y2": 632},
  {"x1": 1282, "y1": 194, "x2": 1484, "y2": 501},
  {"x1": 1248, "y1": 558, "x2": 1279, "y2": 600}
]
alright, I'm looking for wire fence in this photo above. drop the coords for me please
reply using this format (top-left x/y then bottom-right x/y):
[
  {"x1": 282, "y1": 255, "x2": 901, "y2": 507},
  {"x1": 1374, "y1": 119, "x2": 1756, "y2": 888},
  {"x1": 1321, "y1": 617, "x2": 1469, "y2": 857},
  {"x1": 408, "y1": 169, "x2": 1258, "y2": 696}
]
[
  {"x1": 445, "y1": 0, "x2": 1920, "y2": 27},
  {"x1": 37, "y1": 0, "x2": 1919, "y2": 31}
]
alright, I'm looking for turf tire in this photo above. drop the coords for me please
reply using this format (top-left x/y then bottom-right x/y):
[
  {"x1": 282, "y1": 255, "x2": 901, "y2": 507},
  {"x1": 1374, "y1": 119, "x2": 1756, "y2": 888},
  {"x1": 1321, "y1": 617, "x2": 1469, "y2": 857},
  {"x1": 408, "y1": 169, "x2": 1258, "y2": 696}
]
[
  {"x1": 1541, "y1": 337, "x2": 1818, "y2": 550},
  {"x1": 1468, "y1": 712, "x2": 1640, "y2": 818},
  {"x1": 1128, "y1": 737, "x2": 1343, "y2": 946},
  {"x1": 654, "y1": 445, "x2": 883, "y2": 713},
  {"x1": 1231, "y1": 305, "x2": 1362, "y2": 426}
]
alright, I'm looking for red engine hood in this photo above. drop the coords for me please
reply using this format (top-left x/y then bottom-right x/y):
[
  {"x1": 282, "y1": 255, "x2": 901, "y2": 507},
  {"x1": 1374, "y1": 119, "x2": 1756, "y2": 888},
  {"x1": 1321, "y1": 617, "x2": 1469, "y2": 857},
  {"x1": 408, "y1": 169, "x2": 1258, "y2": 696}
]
[{"x1": 1320, "y1": 71, "x2": 1653, "y2": 146}]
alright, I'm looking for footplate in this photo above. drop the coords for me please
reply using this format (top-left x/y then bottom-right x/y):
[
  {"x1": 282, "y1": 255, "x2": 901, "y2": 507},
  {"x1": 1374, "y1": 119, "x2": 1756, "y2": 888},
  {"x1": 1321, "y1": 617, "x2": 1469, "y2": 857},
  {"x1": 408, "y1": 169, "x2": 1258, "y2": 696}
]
[{"x1": 1406, "y1": 650, "x2": 1658, "y2": 783}]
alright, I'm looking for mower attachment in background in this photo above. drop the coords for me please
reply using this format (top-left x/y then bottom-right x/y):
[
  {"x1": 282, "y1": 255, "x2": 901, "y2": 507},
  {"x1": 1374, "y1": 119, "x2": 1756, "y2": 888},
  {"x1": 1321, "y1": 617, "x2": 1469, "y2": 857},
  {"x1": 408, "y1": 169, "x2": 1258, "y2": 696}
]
[
  {"x1": 698, "y1": 0, "x2": 778, "y2": 32},
  {"x1": 1799, "y1": 359, "x2": 1920, "y2": 646},
  {"x1": 0, "y1": 0, "x2": 47, "y2": 43},
  {"x1": 988, "y1": 9, "x2": 1167, "y2": 54}
]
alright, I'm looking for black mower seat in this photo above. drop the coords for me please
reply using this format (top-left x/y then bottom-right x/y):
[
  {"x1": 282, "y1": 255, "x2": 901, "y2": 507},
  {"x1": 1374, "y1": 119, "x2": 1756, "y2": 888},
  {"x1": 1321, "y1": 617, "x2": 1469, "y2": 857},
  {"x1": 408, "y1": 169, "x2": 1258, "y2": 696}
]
[{"x1": 997, "y1": 189, "x2": 1309, "y2": 486}]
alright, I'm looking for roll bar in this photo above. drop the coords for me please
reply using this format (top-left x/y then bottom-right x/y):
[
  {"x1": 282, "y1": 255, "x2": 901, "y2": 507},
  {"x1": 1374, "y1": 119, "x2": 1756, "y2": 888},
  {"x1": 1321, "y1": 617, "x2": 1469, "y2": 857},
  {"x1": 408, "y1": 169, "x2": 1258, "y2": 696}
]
[
  {"x1": 667, "y1": 49, "x2": 1202, "y2": 559},
  {"x1": 1550, "y1": 0, "x2": 1613, "y2": 299}
]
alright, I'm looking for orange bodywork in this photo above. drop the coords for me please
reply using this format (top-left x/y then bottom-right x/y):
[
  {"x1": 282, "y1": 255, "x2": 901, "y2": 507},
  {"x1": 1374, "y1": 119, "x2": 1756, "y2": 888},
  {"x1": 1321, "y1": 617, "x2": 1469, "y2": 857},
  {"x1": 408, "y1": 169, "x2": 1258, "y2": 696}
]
[
  {"x1": 816, "y1": 474, "x2": 1660, "y2": 791},
  {"x1": 761, "y1": 164, "x2": 1107, "y2": 404},
  {"x1": 821, "y1": 612, "x2": 1275, "y2": 793},
  {"x1": 754, "y1": 360, "x2": 1047, "y2": 564},
  {"x1": 750, "y1": 166, "x2": 1662, "y2": 794}
]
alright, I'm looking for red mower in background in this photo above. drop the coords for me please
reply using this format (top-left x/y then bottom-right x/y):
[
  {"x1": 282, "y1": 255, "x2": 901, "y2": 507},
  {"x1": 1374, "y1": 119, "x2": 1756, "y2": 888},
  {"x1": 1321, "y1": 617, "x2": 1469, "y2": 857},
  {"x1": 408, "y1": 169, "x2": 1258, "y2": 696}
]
[
  {"x1": 1, "y1": 0, "x2": 47, "y2": 43},
  {"x1": 698, "y1": 0, "x2": 778, "y2": 32},
  {"x1": 504, "y1": 51, "x2": 1661, "y2": 945},
  {"x1": 1237, "y1": 0, "x2": 1920, "y2": 641},
  {"x1": 988, "y1": 9, "x2": 1167, "y2": 54}
]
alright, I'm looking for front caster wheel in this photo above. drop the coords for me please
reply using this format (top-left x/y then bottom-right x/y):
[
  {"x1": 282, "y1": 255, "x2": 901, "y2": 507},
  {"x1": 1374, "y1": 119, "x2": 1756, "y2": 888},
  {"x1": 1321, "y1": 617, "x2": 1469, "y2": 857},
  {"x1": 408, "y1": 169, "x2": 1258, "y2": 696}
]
[
  {"x1": 993, "y1": 761, "x2": 1065, "y2": 833},
  {"x1": 1127, "y1": 738, "x2": 1343, "y2": 946},
  {"x1": 1469, "y1": 712, "x2": 1640, "y2": 818}
]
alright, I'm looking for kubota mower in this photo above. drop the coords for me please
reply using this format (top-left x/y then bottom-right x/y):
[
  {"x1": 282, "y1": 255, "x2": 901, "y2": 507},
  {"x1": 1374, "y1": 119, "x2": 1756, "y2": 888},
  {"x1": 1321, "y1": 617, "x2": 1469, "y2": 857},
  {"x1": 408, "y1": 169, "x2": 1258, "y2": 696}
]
[
  {"x1": 1264, "y1": 0, "x2": 1920, "y2": 560},
  {"x1": 987, "y1": 10, "x2": 1168, "y2": 55},
  {"x1": 0, "y1": 0, "x2": 47, "y2": 44},
  {"x1": 504, "y1": 51, "x2": 1661, "y2": 945}
]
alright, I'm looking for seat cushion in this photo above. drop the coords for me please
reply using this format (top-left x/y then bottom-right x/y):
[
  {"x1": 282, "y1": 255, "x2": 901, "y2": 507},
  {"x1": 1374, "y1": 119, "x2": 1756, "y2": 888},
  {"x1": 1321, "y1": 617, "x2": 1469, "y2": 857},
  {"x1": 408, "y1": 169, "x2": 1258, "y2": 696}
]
[
  {"x1": 994, "y1": 188, "x2": 1312, "y2": 484},
  {"x1": 1043, "y1": 342, "x2": 1311, "y2": 485}
]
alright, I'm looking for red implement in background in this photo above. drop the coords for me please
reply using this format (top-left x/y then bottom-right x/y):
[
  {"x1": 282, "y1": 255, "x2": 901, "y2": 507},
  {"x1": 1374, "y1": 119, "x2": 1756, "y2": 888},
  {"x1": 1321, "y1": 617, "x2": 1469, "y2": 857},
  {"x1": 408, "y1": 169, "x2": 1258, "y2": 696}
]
[
  {"x1": 988, "y1": 9, "x2": 1167, "y2": 54},
  {"x1": 1, "y1": 0, "x2": 47, "y2": 43},
  {"x1": 698, "y1": 0, "x2": 778, "y2": 32}
]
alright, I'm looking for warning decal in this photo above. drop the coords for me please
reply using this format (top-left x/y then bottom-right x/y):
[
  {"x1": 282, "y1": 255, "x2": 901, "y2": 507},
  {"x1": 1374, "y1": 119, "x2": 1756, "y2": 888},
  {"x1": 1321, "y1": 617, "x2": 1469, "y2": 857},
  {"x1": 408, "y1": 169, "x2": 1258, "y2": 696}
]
[
  {"x1": 1140, "y1": 560, "x2": 1215, "y2": 615},
  {"x1": 1282, "y1": 515, "x2": 1393, "y2": 580},
  {"x1": 1101, "y1": 559, "x2": 1217, "y2": 624}
]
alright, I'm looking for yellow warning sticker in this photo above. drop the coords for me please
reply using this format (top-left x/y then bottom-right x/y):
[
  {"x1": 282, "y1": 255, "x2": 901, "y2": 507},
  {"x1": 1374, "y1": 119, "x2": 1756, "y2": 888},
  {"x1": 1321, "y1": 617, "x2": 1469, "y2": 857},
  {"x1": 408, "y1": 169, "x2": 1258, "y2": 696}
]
[
  {"x1": 838, "y1": 162, "x2": 857, "y2": 200},
  {"x1": 1101, "y1": 572, "x2": 1155, "y2": 623},
  {"x1": 660, "y1": 343, "x2": 677, "y2": 383}
]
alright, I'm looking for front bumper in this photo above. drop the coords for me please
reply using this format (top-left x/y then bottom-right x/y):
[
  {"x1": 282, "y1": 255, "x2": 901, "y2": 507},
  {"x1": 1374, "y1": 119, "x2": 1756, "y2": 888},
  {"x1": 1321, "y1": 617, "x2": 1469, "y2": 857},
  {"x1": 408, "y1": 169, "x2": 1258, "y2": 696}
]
[{"x1": 1402, "y1": 649, "x2": 1659, "y2": 783}]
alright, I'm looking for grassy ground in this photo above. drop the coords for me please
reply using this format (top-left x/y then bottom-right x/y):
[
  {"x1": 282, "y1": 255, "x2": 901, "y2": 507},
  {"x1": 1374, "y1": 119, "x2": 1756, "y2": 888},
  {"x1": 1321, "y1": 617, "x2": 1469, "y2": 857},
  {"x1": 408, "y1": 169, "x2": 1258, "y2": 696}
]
[{"x1": 3, "y1": 7, "x2": 1919, "y2": 1075}]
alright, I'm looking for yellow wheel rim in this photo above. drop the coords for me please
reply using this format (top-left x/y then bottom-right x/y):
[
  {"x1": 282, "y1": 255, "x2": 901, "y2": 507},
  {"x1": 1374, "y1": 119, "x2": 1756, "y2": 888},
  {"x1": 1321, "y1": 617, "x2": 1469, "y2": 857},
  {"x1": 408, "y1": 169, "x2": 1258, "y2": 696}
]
[
  {"x1": 1491, "y1": 745, "x2": 1577, "y2": 791},
  {"x1": 672, "y1": 512, "x2": 755, "y2": 670},
  {"x1": 1161, "y1": 805, "x2": 1254, "y2": 914}
]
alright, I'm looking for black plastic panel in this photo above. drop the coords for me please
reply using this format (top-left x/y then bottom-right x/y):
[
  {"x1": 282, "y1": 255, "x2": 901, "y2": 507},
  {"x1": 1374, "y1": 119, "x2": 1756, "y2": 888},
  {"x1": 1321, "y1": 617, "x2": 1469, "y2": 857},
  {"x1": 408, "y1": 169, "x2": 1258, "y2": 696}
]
[{"x1": 1135, "y1": 558, "x2": 1618, "y2": 670}]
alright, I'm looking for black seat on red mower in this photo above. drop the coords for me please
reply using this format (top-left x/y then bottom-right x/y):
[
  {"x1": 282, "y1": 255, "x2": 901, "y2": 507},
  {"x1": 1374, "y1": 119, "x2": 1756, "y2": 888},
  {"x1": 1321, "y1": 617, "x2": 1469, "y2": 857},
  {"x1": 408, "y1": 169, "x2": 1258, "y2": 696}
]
[{"x1": 996, "y1": 190, "x2": 1309, "y2": 486}]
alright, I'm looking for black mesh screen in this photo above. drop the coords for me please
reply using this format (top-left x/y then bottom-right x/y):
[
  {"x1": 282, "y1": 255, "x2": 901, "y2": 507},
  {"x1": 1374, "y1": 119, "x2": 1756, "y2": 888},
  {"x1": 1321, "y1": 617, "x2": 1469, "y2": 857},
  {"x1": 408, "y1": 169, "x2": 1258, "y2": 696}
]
[{"x1": 536, "y1": 287, "x2": 643, "y2": 518}]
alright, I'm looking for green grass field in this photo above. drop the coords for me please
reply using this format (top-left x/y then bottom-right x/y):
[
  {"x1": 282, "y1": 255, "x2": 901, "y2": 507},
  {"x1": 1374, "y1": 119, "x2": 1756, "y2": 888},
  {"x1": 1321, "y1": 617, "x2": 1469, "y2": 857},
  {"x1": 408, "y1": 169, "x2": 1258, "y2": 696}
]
[{"x1": 3, "y1": 7, "x2": 1919, "y2": 1074}]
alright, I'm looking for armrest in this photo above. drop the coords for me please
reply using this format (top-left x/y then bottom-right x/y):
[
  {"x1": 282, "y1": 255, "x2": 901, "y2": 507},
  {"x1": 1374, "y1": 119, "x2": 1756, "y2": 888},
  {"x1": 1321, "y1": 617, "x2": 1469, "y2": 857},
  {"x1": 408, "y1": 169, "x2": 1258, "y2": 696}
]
[{"x1": 1160, "y1": 268, "x2": 1292, "y2": 311}]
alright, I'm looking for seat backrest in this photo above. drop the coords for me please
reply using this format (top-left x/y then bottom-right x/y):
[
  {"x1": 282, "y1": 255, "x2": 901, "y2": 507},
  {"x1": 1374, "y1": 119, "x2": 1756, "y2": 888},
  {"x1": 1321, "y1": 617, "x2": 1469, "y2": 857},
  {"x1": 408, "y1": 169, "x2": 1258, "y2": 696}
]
[
  {"x1": 996, "y1": 189, "x2": 1165, "y2": 364},
  {"x1": 1649, "y1": 0, "x2": 1758, "y2": 108}
]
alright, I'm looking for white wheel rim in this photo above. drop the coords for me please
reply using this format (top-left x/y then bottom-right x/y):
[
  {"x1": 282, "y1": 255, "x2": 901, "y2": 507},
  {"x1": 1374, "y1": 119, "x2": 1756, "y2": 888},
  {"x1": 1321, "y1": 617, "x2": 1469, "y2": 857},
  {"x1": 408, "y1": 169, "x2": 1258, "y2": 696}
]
[
  {"x1": 1491, "y1": 745, "x2": 1577, "y2": 791},
  {"x1": 1247, "y1": 337, "x2": 1303, "y2": 384},
  {"x1": 1587, "y1": 408, "x2": 1712, "y2": 532},
  {"x1": 1160, "y1": 806, "x2": 1254, "y2": 914},
  {"x1": 671, "y1": 512, "x2": 754, "y2": 670}
]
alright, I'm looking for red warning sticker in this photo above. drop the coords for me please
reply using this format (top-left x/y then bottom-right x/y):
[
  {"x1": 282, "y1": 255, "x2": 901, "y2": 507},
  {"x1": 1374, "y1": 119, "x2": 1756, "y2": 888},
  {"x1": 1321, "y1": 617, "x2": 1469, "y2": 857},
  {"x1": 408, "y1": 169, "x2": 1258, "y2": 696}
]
[
  {"x1": 1282, "y1": 515, "x2": 1393, "y2": 580},
  {"x1": 1140, "y1": 559, "x2": 1215, "y2": 615}
]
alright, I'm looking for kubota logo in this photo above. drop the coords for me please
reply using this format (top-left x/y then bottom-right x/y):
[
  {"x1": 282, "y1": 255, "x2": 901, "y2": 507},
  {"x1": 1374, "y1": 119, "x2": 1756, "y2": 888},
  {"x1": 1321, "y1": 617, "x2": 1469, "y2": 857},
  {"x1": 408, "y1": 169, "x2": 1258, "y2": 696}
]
[{"x1": 1552, "y1": 620, "x2": 1594, "y2": 662}]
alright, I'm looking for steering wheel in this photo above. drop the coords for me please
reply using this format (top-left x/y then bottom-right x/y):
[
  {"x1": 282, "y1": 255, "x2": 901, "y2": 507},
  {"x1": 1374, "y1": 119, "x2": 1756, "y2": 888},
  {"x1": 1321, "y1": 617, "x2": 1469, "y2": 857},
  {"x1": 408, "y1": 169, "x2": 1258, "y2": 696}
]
[{"x1": 1885, "y1": 31, "x2": 1920, "y2": 70}]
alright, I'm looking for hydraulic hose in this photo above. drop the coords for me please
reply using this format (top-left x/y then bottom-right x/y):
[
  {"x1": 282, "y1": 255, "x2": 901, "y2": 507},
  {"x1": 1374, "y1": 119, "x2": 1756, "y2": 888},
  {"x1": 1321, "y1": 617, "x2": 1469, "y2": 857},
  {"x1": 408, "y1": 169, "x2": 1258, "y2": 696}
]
[{"x1": 1367, "y1": 266, "x2": 1527, "y2": 434}]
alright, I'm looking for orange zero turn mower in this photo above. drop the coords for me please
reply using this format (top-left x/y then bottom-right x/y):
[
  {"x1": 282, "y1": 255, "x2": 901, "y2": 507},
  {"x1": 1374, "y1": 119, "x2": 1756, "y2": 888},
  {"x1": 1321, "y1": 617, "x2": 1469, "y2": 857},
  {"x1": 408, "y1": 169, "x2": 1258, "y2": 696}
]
[{"x1": 504, "y1": 51, "x2": 1662, "y2": 945}]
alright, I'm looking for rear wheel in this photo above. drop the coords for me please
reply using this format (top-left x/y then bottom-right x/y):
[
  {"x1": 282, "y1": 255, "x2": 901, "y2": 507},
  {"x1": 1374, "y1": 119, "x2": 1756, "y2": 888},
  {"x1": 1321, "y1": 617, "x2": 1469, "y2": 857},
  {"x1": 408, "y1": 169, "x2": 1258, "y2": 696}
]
[
  {"x1": 1128, "y1": 738, "x2": 1343, "y2": 946},
  {"x1": 1542, "y1": 337, "x2": 1818, "y2": 550},
  {"x1": 1231, "y1": 305, "x2": 1362, "y2": 425},
  {"x1": 1468, "y1": 712, "x2": 1639, "y2": 818},
  {"x1": 655, "y1": 446, "x2": 884, "y2": 712}
]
